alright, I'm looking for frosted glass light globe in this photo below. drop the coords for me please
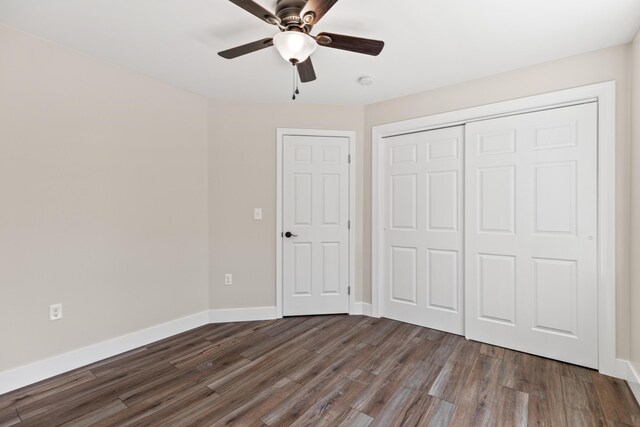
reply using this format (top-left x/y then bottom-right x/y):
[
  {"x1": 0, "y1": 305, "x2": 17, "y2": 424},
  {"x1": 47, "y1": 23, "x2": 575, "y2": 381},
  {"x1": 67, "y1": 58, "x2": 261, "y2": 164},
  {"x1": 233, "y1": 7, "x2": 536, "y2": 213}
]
[{"x1": 273, "y1": 31, "x2": 318, "y2": 63}]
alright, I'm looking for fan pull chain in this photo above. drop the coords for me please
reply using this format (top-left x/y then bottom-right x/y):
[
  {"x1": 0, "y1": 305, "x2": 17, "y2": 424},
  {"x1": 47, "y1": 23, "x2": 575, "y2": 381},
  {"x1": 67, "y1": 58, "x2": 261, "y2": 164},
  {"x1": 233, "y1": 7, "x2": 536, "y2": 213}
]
[
  {"x1": 292, "y1": 64, "x2": 297, "y2": 101},
  {"x1": 291, "y1": 63, "x2": 300, "y2": 101}
]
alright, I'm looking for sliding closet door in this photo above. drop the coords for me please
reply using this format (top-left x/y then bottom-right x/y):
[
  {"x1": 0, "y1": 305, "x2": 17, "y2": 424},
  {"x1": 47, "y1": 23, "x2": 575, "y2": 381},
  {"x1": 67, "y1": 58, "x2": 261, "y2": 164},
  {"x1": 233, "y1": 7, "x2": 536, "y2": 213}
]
[
  {"x1": 465, "y1": 103, "x2": 598, "y2": 368},
  {"x1": 383, "y1": 126, "x2": 464, "y2": 335}
]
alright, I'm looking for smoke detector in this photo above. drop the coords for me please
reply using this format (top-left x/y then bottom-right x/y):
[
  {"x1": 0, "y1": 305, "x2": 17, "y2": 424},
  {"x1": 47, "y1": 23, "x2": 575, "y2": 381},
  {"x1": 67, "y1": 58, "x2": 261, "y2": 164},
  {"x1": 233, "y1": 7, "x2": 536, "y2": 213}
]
[{"x1": 358, "y1": 75, "x2": 374, "y2": 86}]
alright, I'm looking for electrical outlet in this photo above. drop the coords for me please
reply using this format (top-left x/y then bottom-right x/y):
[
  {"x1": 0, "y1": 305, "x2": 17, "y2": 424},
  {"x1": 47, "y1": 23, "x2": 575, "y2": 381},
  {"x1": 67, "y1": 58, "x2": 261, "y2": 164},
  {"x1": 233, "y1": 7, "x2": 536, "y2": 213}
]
[
  {"x1": 254, "y1": 208, "x2": 263, "y2": 220},
  {"x1": 49, "y1": 303, "x2": 63, "y2": 321},
  {"x1": 224, "y1": 274, "x2": 233, "y2": 285}
]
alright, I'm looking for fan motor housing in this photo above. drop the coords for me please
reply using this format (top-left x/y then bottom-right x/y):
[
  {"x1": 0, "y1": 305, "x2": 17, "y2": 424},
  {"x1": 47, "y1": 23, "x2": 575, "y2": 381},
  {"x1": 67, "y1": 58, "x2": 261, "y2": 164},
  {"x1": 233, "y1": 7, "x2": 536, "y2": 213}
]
[{"x1": 276, "y1": 0, "x2": 308, "y2": 29}]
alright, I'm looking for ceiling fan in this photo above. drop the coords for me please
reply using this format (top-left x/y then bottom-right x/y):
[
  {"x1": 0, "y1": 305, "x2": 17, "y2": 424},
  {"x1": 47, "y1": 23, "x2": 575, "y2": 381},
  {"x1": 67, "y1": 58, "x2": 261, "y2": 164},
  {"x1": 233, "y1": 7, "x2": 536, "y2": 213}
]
[{"x1": 218, "y1": 0, "x2": 385, "y2": 98}]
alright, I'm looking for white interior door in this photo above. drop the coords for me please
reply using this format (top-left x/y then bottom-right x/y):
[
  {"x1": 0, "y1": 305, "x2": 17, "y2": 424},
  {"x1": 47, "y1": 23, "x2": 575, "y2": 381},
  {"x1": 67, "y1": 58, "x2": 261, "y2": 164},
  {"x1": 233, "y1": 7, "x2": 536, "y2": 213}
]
[
  {"x1": 282, "y1": 135, "x2": 350, "y2": 316},
  {"x1": 465, "y1": 103, "x2": 598, "y2": 368},
  {"x1": 382, "y1": 126, "x2": 464, "y2": 334}
]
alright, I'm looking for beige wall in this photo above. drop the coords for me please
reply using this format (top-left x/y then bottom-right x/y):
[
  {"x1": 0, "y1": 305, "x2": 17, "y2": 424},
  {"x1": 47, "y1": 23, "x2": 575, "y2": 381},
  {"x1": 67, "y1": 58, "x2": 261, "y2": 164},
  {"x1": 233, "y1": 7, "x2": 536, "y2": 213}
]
[
  {"x1": 0, "y1": 26, "x2": 209, "y2": 371},
  {"x1": 208, "y1": 100, "x2": 365, "y2": 308},
  {"x1": 364, "y1": 45, "x2": 632, "y2": 358},
  {"x1": 631, "y1": 31, "x2": 640, "y2": 369}
]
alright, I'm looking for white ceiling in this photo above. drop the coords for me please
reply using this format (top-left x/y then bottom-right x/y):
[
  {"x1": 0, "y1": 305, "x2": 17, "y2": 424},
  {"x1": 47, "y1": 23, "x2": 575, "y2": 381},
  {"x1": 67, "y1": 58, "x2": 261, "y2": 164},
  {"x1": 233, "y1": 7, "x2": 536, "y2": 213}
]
[{"x1": 1, "y1": 0, "x2": 640, "y2": 105}]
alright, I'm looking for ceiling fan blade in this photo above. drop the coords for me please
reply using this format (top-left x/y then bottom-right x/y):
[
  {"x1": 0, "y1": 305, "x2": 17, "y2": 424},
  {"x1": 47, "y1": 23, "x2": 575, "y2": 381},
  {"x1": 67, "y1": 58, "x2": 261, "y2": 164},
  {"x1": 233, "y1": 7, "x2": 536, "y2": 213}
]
[
  {"x1": 316, "y1": 32, "x2": 385, "y2": 56},
  {"x1": 218, "y1": 38, "x2": 274, "y2": 59},
  {"x1": 300, "y1": 0, "x2": 340, "y2": 25},
  {"x1": 228, "y1": 0, "x2": 280, "y2": 25},
  {"x1": 297, "y1": 57, "x2": 317, "y2": 83}
]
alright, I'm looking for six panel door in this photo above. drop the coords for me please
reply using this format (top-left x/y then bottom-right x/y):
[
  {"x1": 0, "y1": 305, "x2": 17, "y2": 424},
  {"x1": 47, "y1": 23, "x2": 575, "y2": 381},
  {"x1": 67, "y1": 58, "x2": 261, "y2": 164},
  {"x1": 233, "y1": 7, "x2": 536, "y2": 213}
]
[
  {"x1": 383, "y1": 126, "x2": 465, "y2": 334},
  {"x1": 464, "y1": 103, "x2": 598, "y2": 368},
  {"x1": 282, "y1": 135, "x2": 350, "y2": 316}
]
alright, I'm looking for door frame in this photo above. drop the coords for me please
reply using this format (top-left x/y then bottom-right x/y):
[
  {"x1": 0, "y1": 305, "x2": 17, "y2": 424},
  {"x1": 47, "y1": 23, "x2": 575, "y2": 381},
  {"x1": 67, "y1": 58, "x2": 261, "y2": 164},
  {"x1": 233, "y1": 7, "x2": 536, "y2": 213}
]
[
  {"x1": 276, "y1": 128, "x2": 357, "y2": 318},
  {"x1": 371, "y1": 81, "x2": 618, "y2": 377}
]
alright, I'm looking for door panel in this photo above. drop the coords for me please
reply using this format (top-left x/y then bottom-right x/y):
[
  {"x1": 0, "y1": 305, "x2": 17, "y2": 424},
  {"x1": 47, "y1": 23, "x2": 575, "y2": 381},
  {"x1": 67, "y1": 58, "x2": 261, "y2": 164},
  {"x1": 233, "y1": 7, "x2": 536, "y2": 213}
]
[
  {"x1": 533, "y1": 162, "x2": 576, "y2": 234},
  {"x1": 293, "y1": 243, "x2": 312, "y2": 295},
  {"x1": 383, "y1": 126, "x2": 464, "y2": 334},
  {"x1": 427, "y1": 249, "x2": 458, "y2": 311},
  {"x1": 293, "y1": 174, "x2": 312, "y2": 225},
  {"x1": 390, "y1": 246, "x2": 418, "y2": 304},
  {"x1": 321, "y1": 242, "x2": 341, "y2": 294},
  {"x1": 391, "y1": 174, "x2": 417, "y2": 230},
  {"x1": 283, "y1": 135, "x2": 349, "y2": 316},
  {"x1": 477, "y1": 253, "x2": 516, "y2": 324},
  {"x1": 532, "y1": 258, "x2": 577, "y2": 336},
  {"x1": 428, "y1": 170, "x2": 458, "y2": 231},
  {"x1": 465, "y1": 103, "x2": 598, "y2": 368}
]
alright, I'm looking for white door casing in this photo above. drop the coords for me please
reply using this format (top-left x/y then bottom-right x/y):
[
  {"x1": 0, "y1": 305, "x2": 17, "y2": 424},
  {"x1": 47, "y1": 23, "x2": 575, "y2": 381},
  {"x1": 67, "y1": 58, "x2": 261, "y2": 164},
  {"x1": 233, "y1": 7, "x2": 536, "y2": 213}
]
[
  {"x1": 464, "y1": 103, "x2": 598, "y2": 368},
  {"x1": 383, "y1": 126, "x2": 464, "y2": 334},
  {"x1": 281, "y1": 134, "x2": 350, "y2": 316}
]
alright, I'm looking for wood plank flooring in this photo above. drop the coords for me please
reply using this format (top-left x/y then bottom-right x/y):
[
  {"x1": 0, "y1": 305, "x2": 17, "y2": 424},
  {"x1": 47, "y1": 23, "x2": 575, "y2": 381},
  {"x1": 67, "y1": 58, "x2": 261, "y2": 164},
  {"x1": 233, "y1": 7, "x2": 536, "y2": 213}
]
[{"x1": 1, "y1": 315, "x2": 639, "y2": 426}]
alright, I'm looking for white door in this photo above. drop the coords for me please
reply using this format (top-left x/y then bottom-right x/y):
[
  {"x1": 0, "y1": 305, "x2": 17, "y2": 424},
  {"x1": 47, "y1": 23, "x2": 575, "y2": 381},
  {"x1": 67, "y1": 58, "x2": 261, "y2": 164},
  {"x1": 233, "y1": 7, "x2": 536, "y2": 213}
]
[
  {"x1": 382, "y1": 126, "x2": 464, "y2": 334},
  {"x1": 282, "y1": 135, "x2": 350, "y2": 316},
  {"x1": 465, "y1": 103, "x2": 598, "y2": 368}
]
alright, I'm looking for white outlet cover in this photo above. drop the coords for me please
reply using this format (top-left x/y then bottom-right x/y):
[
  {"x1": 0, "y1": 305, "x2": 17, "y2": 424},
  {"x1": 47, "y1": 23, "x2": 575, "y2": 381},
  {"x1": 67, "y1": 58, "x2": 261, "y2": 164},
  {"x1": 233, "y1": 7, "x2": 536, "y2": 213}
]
[
  {"x1": 224, "y1": 274, "x2": 233, "y2": 285},
  {"x1": 254, "y1": 208, "x2": 263, "y2": 220}
]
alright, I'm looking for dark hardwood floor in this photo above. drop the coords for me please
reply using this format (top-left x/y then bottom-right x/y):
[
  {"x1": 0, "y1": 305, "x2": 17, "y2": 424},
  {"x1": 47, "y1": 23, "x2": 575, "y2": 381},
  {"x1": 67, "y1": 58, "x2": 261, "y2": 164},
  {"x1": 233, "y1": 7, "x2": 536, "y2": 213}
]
[{"x1": 1, "y1": 315, "x2": 639, "y2": 426}]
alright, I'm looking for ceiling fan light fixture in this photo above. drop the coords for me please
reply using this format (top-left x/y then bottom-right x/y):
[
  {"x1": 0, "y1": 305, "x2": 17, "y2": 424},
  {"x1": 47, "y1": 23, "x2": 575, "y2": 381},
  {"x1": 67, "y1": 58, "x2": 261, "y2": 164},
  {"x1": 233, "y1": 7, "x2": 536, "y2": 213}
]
[{"x1": 273, "y1": 31, "x2": 318, "y2": 64}]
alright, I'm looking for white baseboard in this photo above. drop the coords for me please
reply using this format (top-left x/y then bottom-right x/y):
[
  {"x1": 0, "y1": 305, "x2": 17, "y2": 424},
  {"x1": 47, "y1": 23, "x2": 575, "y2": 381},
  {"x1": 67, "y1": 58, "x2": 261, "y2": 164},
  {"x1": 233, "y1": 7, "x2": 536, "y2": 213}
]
[
  {"x1": 350, "y1": 302, "x2": 373, "y2": 316},
  {"x1": 208, "y1": 306, "x2": 278, "y2": 323},
  {"x1": 0, "y1": 307, "x2": 283, "y2": 395},
  {"x1": 4, "y1": 306, "x2": 640, "y2": 404},
  {"x1": 625, "y1": 360, "x2": 640, "y2": 405},
  {"x1": 611, "y1": 358, "x2": 631, "y2": 380},
  {"x1": 0, "y1": 310, "x2": 210, "y2": 395}
]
